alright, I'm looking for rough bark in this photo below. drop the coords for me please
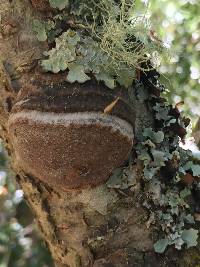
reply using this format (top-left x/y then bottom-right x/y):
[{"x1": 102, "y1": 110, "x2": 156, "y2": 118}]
[{"x1": 1, "y1": 1, "x2": 200, "y2": 267}]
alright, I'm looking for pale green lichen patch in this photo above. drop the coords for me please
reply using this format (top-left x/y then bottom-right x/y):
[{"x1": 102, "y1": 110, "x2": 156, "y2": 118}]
[
  {"x1": 106, "y1": 165, "x2": 137, "y2": 190},
  {"x1": 49, "y1": 0, "x2": 69, "y2": 10},
  {"x1": 106, "y1": 78, "x2": 200, "y2": 253},
  {"x1": 135, "y1": 80, "x2": 200, "y2": 253},
  {"x1": 75, "y1": 185, "x2": 118, "y2": 215},
  {"x1": 34, "y1": 0, "x2": 168, "y2": 88}
]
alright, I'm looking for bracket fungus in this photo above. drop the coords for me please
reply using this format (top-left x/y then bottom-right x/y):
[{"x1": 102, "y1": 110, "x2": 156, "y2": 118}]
[{"x1": 8, "y1": 81, "x2": 135, "y2": 190}]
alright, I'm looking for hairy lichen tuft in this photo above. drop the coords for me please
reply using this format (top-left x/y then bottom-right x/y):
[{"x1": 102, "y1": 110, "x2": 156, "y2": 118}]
[{"x1": 35, "y1": 0, "x2": 168, "y2": 88}]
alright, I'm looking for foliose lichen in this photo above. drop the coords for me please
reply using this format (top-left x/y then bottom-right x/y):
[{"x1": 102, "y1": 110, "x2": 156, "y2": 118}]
[
  {"x1": 135, "y1": 75, "x2": 200, "y2": 253},
  {"x1": 33, "y1": 0, "x2": 167, "y2": 88}
]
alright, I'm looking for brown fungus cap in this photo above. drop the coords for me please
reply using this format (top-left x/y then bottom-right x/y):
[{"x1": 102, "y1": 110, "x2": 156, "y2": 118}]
[
  {"x1": 9, "y1": 81, "x2": 135, "y2": 190},
  {"x1": 13, "y1": 80, "x2": 135, "y2": 126}
]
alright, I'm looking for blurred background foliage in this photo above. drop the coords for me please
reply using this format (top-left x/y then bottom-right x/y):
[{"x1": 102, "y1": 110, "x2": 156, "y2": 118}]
[
  {"x1": 148, "y1": 0, "x2": 200, "y2": 126},
  {"x1": 0, "y1": 0, "x2": 199, "y2": 266},
  {"x1": 0, "y1": 142, "x2": 53, "y2": 267}
]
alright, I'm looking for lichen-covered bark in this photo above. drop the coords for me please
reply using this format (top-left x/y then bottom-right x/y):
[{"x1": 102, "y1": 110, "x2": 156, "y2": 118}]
[{"x1": 1, "y1": 1, "x2": 200, "y2": 267}]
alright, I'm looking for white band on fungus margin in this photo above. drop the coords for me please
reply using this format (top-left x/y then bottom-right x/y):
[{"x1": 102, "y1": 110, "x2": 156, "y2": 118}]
[{"x1": 8, "y1": 110, "x2": 134, "y2": 140}]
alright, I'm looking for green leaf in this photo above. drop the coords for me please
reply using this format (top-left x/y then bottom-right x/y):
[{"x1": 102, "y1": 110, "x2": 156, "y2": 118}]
[
  {"x1": 181, "y1": 229, "x2": 198, "y2": 248},
  {"x1": 49, "y1": 0, "x2": 69, "y2": 10},
  {"x1": 66, "y1": 64, "x2": 90, "y2": 83},
  {"x1": 154, "y1": 239, "x2": 169, "y2": 253}
]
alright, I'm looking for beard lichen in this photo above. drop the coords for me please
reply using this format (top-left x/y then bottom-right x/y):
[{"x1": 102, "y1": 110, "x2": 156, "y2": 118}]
[{"x1": 33, "y1": 0, "x2": 167, "y2": 88}]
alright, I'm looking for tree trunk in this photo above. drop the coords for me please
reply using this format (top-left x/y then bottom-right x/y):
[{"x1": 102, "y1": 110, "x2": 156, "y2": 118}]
[{"x1": 0, "y1": 1, "x2": 200, "y2": 266}]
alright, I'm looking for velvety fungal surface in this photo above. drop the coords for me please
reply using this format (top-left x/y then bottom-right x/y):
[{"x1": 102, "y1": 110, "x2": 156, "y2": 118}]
[{"x1": 8, "y1": 111, "x2": 134, "y2": 190}]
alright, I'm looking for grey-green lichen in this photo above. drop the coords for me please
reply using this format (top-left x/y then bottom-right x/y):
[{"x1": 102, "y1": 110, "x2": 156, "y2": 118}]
[
  {"x1": 108, "y1": 76, "x2": 200, "y2": 253},
  {"x1": 33, "y1": 0, "x2": 167, "y2": 89}
]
